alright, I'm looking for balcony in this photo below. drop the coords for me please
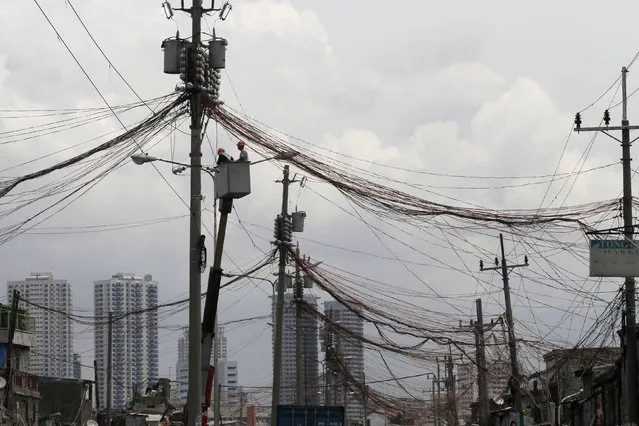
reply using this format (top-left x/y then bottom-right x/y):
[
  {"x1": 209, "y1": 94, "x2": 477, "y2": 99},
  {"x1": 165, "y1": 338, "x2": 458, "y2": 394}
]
[
  {"x1": 0, "y1": 307, "x2": 36, "y2": 348},
  {"x1": 14, "y1": 371, "x2": 38, "y2": 393},
  {"x1": 0, "y1": 369, "x2": 40, "y2": 398}
]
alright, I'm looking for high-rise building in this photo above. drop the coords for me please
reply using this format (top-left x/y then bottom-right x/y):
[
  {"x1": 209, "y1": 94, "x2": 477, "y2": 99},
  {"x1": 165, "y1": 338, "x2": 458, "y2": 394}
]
[
  {"x1": 217, "y1": 359, "x2": 239, "y2": 405},
  {"x1": 174, "y1": 326, "x2": 230, "y2": 405},
  {"x1": 73, "y1": 353, "x2": 82, "y2": 380},
  {"x1": 94, "y1": 273, "x2": 159, "y2": 409},
  {"x1": 324, "y1": 300, "x2": 364, "y2": 424},
  {"x1": 272, "y1": 292, "x2": 320, "y2": 406},
  {"x1": 7, "y1": 272, "x2": 73, "y2": 378}
]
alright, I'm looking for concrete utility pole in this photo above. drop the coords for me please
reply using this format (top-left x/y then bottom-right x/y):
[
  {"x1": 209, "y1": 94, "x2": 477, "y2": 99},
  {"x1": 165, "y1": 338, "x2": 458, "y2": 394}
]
[
  {"x1": 324, "y1": 311, "x2": 335, "y2": 407},
  {"x1": 363, "y1": 374, "x2": 368, "y2": 426},
  {"x1": 575, "y1": 66, "x2": 639, "y2": 425},
  {"x1": 188, "y1": 1, "x2": 204, "y2": 423},
  {"x1": 474, "y1": 299, "x2": 490, "y2": 426},
  {"x1": 213, "y1": 328, "x2": 221, "y2": 426},
  {"x1": 94, "y1": 360, "x2": 100, "y2": 411},
  {"x1": 160, "y1": 2, "x2": 230, "y2": 423},
  {"x1": 295, "y1": 245, "x2": 304, "y2": 405},
  {"x1": 4, "y1": 290, "x2": 19, "y2": 413},
  {"x1": 446, "y1": 348, "x2": 459, "y2": 426},
  {"x1": 480, "y1": 234, "x2": 528, "y2": 425},
  {"x1": 272, "y1": 165, "x2": 296, "y2": 425},
  {"x1": 106, "y1": 311, "x2": 113, "y2": 426},
  {"x1": 436, "y1": 357, "x2": 441, "y2": 426}
]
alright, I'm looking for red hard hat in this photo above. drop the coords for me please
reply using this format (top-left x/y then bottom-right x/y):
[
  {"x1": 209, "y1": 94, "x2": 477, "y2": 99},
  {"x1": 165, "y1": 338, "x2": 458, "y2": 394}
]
[{"x1": 217, "y1": 147, "x2": 225, "y2": 154}]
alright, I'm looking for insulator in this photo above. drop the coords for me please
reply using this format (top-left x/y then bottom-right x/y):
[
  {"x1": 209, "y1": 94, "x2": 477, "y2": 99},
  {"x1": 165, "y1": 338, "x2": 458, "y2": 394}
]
[
  {"x1": 604, "y1": 109, "x2": 611, "y2": 126},
  {"x1": 280, "y1": 217, "x2": 287, "y2": 243},
  {"x1": 294, "y1": 279, "x2": 303, "y2": 300},
  {"x1": 273, "y1": 216, "x2": 281, "y2": 240},
  {"x1": 286, "y1": 223, "x2": 292, "y2": 243},
  {"x1": 280, "y1": 215, "x2": 292, "y2": 243},
  {"x1": 574, "y1": 112, "x2": 582, "y2": 130}
]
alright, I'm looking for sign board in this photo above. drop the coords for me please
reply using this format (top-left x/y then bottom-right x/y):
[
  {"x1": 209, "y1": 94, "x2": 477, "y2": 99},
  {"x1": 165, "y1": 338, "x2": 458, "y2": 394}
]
[{"x1": 590, "y1": 239, "x2": 639, "y2": 277}]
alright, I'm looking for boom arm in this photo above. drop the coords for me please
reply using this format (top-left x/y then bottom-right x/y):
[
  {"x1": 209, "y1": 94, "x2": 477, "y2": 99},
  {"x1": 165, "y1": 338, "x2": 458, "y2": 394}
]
[{"x1": 200, "y1": 198, "x2": 233, "y2": 426}]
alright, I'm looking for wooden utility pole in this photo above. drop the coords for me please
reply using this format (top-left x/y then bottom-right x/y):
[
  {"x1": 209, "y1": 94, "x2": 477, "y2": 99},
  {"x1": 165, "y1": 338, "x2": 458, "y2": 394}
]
[
  {"x1": 480, "y1": 234, "x2": 528, "y2": 424},
  {"x1": 4, "y1": 290, "x2": 20, "y2": 412},
  {"x1": 106, "y1": 311, "x2": 113, "y2": 426},
  {"x1": 575, "y1": 66, "x2": 639, "y2": 425},
  {"x1": 474, "y1": 299, "x2": 490, "y2": 426}
]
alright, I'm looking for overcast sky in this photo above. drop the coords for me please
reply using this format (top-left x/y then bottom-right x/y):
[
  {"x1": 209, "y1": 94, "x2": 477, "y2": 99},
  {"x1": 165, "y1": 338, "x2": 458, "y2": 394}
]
[{"x1": 1, "y1": 0, "x2": 639, "y2": 404}]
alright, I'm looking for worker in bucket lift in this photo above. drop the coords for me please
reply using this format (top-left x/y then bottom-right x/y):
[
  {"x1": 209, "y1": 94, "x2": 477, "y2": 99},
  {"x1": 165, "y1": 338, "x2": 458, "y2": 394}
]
[
  {"x1": 216, "y1": 147, "x2": 233, "y2": 165},
  {"x1": 236, "y1": 140, "x2": 249, "y2": 162}
]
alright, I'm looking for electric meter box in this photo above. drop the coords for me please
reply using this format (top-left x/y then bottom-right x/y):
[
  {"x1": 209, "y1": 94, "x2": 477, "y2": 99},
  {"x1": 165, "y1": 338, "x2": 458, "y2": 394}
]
[
  {"x1": 215, "y1": 162, "x2": 251, "y2": 199},
  {"x1": 162, "y1": 38, "x2": 185, "y2": 74},
  {"x1": 209, "y1": 38, "x2": 228, "y2": 69},
  {"x1": 291, "y1": 211, "x2": 306, "y2": 232}
]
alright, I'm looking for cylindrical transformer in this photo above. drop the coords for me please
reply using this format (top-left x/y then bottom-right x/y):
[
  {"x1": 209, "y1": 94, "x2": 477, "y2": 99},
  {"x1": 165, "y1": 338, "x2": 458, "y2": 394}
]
[
  {"x1": 209, "y1": 38, "x2": 228, "y2": 69},
  {"x1": 303, "y1": 276, "x2": 313, "y2": 289},
  {"x1": 291, "y1": 211, "x2": 306, "y2": 232},
  {"x1": 162, "y1": 38, "x2": 185, "y2": 74}
]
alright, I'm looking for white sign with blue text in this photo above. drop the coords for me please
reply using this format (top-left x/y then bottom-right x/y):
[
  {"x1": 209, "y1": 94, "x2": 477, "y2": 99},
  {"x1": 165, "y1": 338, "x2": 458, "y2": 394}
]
[{"x1": 590, "y1": 239, "x2": 639, "y2": 277}]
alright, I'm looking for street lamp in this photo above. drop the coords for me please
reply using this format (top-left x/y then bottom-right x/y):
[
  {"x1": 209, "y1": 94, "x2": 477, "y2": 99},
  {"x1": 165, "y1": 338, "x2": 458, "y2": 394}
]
[
  {"x1": 131, "y1": 151, "x2": 295, "y2": 180},
  {"x1": 223, "y1": 273, "x2": 276, "y2": 295}
]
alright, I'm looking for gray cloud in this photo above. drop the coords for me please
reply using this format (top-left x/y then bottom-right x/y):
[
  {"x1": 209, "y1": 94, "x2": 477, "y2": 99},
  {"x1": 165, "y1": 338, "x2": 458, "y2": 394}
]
[{"x1": 0, "y1": 0, "x2": 632, "y2": 397}]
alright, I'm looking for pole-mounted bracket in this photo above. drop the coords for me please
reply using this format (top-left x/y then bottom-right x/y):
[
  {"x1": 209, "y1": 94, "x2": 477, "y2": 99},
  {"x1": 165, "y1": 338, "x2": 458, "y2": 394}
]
[{"x1": 218, "y1": 198, "x2": 233, "y2": 214}]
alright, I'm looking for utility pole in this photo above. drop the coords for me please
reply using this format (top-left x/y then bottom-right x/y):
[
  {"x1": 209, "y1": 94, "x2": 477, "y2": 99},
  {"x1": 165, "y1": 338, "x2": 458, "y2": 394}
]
[
  {"x1": 430, "y1": 379, "x2": 437, "y2": 426},
  {"x1": 436, "y1": 357, "x2": 441, "y2": 426},
  {"x1": 324, "y1": 312, "x2": 334, "y2": 407},
  {"x1": 94, "y1": 360, "x2": 100, "y2": 411},
  {"x1": 106, "y1": 311, "x2": 113, "y2": 426},
  {"x1": 295, "y1": 245, "x2": 304, "y2": 405},
  {"x1": 272, "y1": 165, "x2": 295, "y2": 425},
  {"x1": 188, "y1": 0, "x2": 204, "y2": 422},
  {"x1": 480, "y1": 234, "x2": 528, "y2": 425},
  {"x1": 162, "y1": 1, "x2": 231, "y2": 424},
  {"x1": 447, "y1": 348, "x2": 459, "y2": 426},
  {"x1": 363, "y1": 374, "x2": 368, "y2": 426},
  {"x1": 575, "y1": 66, "x2": 639, "y2": 425},
  {"x1": 474, "y1": 299, "x2": 490, "y2": 426},
  {"x1": 4, "y1": 290, "x2": 19, "y2": 413},
  {"x1": 213, "y1": 326, "x2": 221, "y2": 426}
]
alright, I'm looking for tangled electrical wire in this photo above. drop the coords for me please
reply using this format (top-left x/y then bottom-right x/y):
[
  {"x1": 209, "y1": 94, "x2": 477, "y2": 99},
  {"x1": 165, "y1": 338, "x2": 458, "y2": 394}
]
[
  {"x1": 209, "y1": 105, "x2": 617, "y2": 231},
  {"x1": 0, "y1": 92, "x2": 189, "y2": 245},
  {"x1": 279, "y1": 244, "x2": 622, "y2": 413}
]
